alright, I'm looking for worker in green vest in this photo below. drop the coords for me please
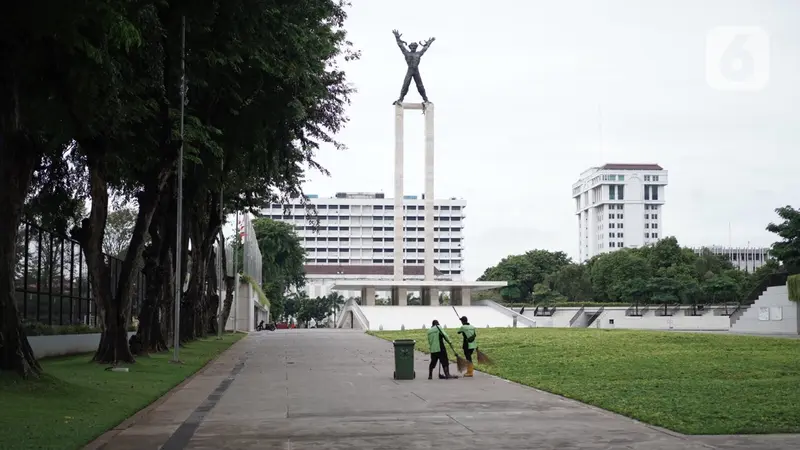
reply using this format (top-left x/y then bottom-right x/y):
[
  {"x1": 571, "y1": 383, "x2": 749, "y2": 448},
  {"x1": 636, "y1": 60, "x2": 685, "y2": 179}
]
[
  {"x1": 426, "y1": 320, "x2": 457, "y2": 379},
  {"x1": 458, "y1": 316, "x2": 477, "y2": 377}
]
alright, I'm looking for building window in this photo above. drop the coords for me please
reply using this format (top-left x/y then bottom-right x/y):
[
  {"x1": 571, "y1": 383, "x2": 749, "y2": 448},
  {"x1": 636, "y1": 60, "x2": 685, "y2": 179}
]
[
  {"x1": 652, "y1": 224, "x2": 658, "y2": 229},
  {"x1": 652, "y1": 214, "x2": 658, "y2": 219},
  {"x1": 609, "y1": 223, "x2": 615, "y2": 228},
  {"x1": 645, "y1": 232, "x2": 650, "y2": 238},
  {"x1": 608, "y1": 214, "x2": 614, "y2": 220},
  {"x1": 617, "y1": 233, "x2": 623, "y2": 238},
  {"x1": 608, "y1": 232, "x2": 614, "y2": 238},
  {"x1": 653, "y1": 233, "x2": 658, "y2": 238},
  {"x1": 617, "y1": 213, "x2": 623, "y2": 219},
  {"x1": 644, "y1": 175, "x2": 650, "y2": 181},
  {"x1": 645, "y1": 214, "x2": 649, "y2": 219},
  {"x1": 644, "y1": 186, "x2": 650, "y2": 201},
  {"x1": 609, "y1": 186, "x2": 615, "y2": 200},
  {"x1": 645, "y1": 224, "x2": 650, "y2": 229}
]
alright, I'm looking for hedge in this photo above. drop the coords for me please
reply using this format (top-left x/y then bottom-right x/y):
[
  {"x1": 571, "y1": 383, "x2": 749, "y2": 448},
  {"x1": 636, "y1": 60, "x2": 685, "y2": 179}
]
[
  {"x1": 789, "y1": 274, "x2": 800, "y2": 302},
  {"x1": 23, "y1": 322, "x2": 138, "y2": 336}
]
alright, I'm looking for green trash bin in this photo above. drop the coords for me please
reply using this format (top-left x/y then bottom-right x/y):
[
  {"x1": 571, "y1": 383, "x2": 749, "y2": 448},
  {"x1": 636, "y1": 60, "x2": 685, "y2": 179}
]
[{"x1": 392, "y1": 339, "x2": 416, "y2": 380}]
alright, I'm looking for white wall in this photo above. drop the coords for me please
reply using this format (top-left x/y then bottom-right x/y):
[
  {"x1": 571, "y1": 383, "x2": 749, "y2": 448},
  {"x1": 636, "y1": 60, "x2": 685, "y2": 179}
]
[
  {"x1": 521, "y1": 308, "x2": 579, "y2": 327},
  {"x1": 29, "y1": 332, "x2": 137, "y2": 359},
  {"x1": 357, "y1": 306, "x2": 525, "y2": 331},
  {"x1": 225, "y1": 279, "x2": 266, "y2": 332},
  {"x1": 594, "y1": 308, "x2": 729, "y2": 331},
  {"x1": 730, "y1": 285, "x2": 798, "y2": 335}
]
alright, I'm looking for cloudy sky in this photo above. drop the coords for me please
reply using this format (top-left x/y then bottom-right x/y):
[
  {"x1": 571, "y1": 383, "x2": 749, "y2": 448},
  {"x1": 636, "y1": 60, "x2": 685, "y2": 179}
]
[{"x1": 299, "y1": 0, "x2": 800, "y2": 280}]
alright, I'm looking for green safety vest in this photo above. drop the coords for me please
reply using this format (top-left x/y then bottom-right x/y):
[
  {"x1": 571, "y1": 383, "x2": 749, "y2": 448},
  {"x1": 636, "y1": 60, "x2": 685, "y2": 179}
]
[
  {"x1": 458, "y1": 324, "x2": 478, "y2": 349},
  {"x1": 427, "y1": 326, "x2": 450, "y2": 353}
]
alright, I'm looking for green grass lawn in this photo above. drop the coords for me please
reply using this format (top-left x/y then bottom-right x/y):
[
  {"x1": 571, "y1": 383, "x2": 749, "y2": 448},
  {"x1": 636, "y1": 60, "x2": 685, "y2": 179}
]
[
  {"x1": 371, "y1": 328, "x2": 800, "y2": 435},
  {"x1": 0, "y1": 333, "x2": 245, "y2": 450}
]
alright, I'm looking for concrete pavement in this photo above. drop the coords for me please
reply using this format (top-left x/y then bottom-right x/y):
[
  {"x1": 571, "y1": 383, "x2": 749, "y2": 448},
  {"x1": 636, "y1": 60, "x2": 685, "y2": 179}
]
[{"x1": 93, "y1": 329, "x2": 800, "y2": 450}]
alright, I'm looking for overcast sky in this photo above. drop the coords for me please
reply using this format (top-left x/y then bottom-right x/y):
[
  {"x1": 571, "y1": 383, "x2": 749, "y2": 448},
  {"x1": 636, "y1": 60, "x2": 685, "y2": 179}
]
[{"x1": 297, "y1": 0, "x2": 800, "y2": 280}]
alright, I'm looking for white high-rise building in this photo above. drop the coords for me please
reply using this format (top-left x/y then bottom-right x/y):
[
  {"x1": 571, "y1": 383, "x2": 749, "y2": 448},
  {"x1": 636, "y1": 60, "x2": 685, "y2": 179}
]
[
  {"x1": 573, "y1": 163, "x2": 668, "y2": 262},
  {"x1": 261, "y1": 192, "x2": 466, "y2": 298}
]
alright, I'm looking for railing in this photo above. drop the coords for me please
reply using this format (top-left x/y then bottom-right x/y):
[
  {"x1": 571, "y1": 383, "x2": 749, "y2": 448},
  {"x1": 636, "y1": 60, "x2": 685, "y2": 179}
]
[
  {"x1": 475, "y1": 300, "x2": 537, "y2": 327},
  {"x1": 14, "y1": 221, "x2": 145, "y2": 327},
  {"x1": 586, "y1": 306, "x2": 605, "y2": 327},
  {"x1": 568, "y1": 306, "x2": 585, "y2": 327},
  {"x1": 654, "y1": 303, "x2": 681, "y2": 317},
  {"x1": 625, "y1": 303, "x2": 644, "y2": 316},
  {"x1": 533, "y1": 305, "x2": 556, "y2": 317}
]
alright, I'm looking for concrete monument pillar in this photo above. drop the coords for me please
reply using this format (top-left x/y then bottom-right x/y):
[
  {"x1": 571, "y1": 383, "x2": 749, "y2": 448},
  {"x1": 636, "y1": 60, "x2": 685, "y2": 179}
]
[
  {"x1": 394, "y1": 104, "x2": 405, "y2": 281},
  {"x1": 391, "y1": 287, "x2": 408, "y2": 306},
  {"x1": 361, "y1": 287, "x2": 376, "y2": 306},
  {"x1": 423, "y1": 103, "x2": 435, "y2": 281},
  {"x1": 421, "y1": 287, "x2": 439, "y2": 306},
  {"x1": 451, "y1": 287, "x2": 472, "y2": 306}
]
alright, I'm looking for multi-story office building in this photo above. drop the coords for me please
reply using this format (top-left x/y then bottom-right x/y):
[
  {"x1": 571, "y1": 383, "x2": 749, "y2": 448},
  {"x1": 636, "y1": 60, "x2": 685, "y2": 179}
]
[
  {"x1": 261, "y1": 192, "x2": 466, "y2": 297},
  {"x1": 573, "y1": 163, "x2": 668, "y2": 262},
  {"x1": 692, "y1": 246, "x2": 772, "y2": 272}
]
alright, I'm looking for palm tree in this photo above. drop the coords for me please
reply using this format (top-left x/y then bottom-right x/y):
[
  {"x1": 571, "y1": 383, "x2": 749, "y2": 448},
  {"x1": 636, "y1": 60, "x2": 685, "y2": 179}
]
[{"x1": 326, "y1": 292, "x2": 345, "y2": 326}]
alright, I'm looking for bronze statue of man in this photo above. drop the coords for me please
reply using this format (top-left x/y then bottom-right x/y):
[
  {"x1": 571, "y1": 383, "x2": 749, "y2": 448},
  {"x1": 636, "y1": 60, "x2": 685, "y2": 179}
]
[{"x1": 392, "y1": 29, "x2": 435, "y2": 104}]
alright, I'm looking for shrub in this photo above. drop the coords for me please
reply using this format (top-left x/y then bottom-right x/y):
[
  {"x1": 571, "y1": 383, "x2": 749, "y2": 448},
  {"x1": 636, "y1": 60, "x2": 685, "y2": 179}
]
[
  {"x1": 789, "y1": 274, "x2": 800, "y2": 302},
  {"x1": 23, "y1": 321, "x2": 137, "y2": 336}
]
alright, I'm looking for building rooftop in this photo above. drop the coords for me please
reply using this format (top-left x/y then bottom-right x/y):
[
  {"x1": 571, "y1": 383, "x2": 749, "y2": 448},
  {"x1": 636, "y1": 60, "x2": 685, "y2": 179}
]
[
  {"x1": 600, "y1": 163, "x2": 663, "y2": 171},
  {"x1": 304, "y1": 264, "x2": 444, "y2": 276}
]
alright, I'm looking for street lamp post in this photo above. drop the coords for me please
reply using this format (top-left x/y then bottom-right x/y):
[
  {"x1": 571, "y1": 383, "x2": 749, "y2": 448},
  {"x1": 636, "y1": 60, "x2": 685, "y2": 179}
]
[
  {"x1": 217, "y1": 159, "x2": 224, "y2": 339},
  {"x1": 171, "y1": 15, "x2": 186, "y2": 364}
]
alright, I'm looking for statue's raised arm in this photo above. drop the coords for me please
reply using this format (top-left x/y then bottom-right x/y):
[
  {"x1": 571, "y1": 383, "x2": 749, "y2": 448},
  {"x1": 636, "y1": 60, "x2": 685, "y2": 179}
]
[
  {"x1": 418, "y1": 37, "x2": 436, "y2": 56},
  {"x1": 392, "y1": 29, "x2": 409, "y2": 55}
]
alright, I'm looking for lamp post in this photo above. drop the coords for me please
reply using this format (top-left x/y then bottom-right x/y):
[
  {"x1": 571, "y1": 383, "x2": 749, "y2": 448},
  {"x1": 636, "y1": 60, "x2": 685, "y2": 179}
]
[
  {"x1": 171, "y1": 15, "x2": 186, "y2": 364},
  {"x1": 217, "y1": 159, "x2": 224, "y2": 339}
]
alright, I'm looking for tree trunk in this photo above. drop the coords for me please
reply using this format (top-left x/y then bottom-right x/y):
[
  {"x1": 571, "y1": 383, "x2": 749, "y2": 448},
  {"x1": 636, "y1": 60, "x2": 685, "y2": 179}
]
[
  {"x1": 133, "y1": 189, "x2": 174, "y2": 354},
  {"x1": 0, "y1": 135, "x2": 41, "y2": 377},
  {"x1": 206, "y1": 247, "x2": 220, "y2": 335},
  {"x1": 73, "y1": 142, "x2": 174, "y2": 364},
  {"x1": 218, "y1": 228, "x2": 235, "y2": 331},
  {"x1": 71, "y1": 156, "x2": 128, "y2": 364}
]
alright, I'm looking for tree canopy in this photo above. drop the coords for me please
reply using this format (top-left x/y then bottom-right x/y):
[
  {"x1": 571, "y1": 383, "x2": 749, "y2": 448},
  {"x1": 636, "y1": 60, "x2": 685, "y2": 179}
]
[
  {"x1": 1, "y1": 0, "x2": 357, "y2": 378},
  {"x1": 478, "y1": 217, "x2": 798, "y2": 306}
]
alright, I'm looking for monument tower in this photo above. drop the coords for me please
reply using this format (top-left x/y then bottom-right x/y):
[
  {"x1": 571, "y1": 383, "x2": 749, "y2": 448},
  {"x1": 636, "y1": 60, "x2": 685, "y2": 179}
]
[{"x1": 390, "y1": 29, "x2": 437, "y2": 306}]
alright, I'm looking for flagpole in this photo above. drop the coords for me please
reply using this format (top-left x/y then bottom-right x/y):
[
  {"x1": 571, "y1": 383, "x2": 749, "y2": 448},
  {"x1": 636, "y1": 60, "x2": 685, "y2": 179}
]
[{"x1": 233, "y1": 211, "x2": 239, "y2": 333}]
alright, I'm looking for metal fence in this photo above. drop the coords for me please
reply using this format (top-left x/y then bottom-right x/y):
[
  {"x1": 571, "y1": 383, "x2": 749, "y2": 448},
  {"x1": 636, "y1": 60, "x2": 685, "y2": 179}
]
[
  {"x1": 225, "y1": 213, "x2": 262, "y2": 283},
  {"x1": 13, "y1": 221, "x2": 146, "y2": 327}
]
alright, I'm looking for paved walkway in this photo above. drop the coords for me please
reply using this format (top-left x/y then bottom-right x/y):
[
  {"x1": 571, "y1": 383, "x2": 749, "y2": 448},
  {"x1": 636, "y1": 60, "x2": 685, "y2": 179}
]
[{"x1": 94, "y1": 330, "x2": 800, "y2": 450}]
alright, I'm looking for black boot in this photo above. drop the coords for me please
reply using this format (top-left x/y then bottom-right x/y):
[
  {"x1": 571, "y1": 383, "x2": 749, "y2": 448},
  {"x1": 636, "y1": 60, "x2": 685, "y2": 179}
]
[
  {"x1": 428, "y1": 368, "x2": 433, "y2": 380},
  {"x1": 443, "y1": 365, "x2": 458, "y2": 379}
]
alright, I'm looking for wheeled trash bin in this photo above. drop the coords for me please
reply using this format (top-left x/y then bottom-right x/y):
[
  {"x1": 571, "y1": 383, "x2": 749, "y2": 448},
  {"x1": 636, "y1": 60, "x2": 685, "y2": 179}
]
[{"x1": 392, "y1": 339, "x2": 416, "y2": 380}]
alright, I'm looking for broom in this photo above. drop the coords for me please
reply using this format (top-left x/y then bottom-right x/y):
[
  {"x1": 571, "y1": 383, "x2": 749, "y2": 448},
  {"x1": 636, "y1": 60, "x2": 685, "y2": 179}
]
[
  {"x1": 448, "y1": 341, "x2": 469, "y2": 373},
  {"x1": 452, "y1": 305, "x2": 495, "y2": 366},
  {"x1": 436, "y1": 325, "x2": 468, "y2": 374}
]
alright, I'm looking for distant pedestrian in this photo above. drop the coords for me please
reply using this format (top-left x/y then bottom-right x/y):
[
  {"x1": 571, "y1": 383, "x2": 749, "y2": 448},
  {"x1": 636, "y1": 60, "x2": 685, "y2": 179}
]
[
  {"x1": 457, "y1": 316, "x2": 477, "y2": 377},
  {"x1": 427, "y1": 320, "x2": 457, "y2": 379}
]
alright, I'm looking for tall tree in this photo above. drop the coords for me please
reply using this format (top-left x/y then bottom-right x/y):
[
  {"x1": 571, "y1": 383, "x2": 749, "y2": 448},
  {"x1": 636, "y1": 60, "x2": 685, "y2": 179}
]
[
  {"x1": 766, "y1": 206, "x2": 800, "y2": 273},
  {"x1": 251, "y1": 217, "x2": 306, "y2": 323},
  {"x1": 0, "y1": 0, "x2": 141, "y2": 377},
  {"x1": 478, "y1": 250, "x2": 572, "y2": 301}
]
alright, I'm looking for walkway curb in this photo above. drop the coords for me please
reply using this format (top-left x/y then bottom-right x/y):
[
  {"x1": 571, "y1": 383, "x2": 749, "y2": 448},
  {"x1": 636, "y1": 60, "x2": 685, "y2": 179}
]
[{"x1": 82, "y1": 334, "x2": 249, "y2": 450}]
